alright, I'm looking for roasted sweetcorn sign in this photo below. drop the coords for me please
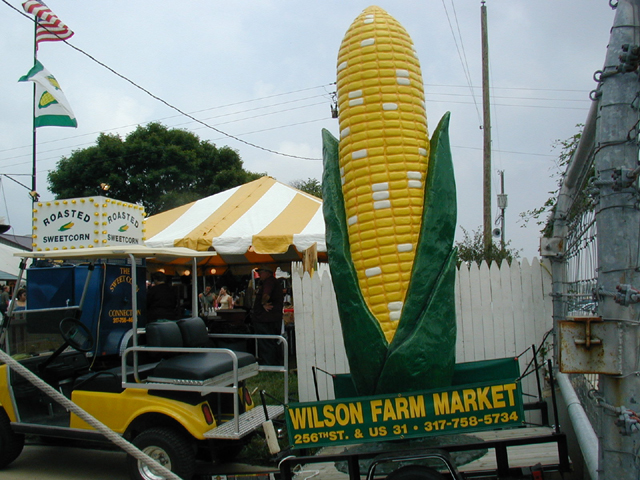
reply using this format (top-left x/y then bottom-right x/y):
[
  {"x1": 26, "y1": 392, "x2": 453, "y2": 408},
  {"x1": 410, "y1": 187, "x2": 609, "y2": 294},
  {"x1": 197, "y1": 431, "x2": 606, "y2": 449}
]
[{"x1": 322, "y1": 6, "x2": 457, "y2": 395}]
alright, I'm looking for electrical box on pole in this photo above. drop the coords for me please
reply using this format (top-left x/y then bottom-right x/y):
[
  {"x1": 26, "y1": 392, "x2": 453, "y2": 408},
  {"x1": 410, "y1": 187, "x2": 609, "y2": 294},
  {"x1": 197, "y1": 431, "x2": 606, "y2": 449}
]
[{"x1": 496, "y1": 170, "x2": 507, "y2": 249}]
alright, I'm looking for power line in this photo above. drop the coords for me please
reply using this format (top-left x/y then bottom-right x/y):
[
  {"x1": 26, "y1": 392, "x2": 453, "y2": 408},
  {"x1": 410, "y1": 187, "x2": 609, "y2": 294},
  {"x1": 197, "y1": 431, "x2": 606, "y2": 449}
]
[
  {"x1": 0, "y1": 174, "x2": 32, "y2": 191},
  {"x1": 425, "y1": 98, "x2": 590, "y2": 110},
  {"x1": 3, "y1": 0, "x2": 325, "y2": 161},
  {"x1": 0, "y1": 93, "x2": 588, "y2": 168},
  {"x1": 0, "y1": 90, "x2": 332, "y2": 156},
  {"x1": 440, "y1": 0, "x2": 482, "y2": 126},
  {"x1": 425, "y1": 83, "x2": 590, "y2": 93},
  {"x1": 1, "y1": 1, "x2": 589, "y2": 163},
  {"x1": 162, "y1": 86, "x2": 334, "y2": 119},
  {"x1": 162, "y1": 101, "x2": 328, "y2": 131},
  {"x1": 21, "y1": 124, "x2": 559, "y2": 174},
  {"x1": 425, "y1": 91, "x2": 589, "y2": 103},
  {"x1": 453, "y1": 145, "x2": 555, "y2": 158},
  {"x1": 0, "y1": 73, "x2": 589, "y2": 167},
  {"x1": 5, "y1": 117, "x2": 332, "y2": 174},
  {"x1": 1, "y1": 0, "x2": 589, "y2": 173},
  {"x1": 0, "y1": 101, "x2": 331, "y2": 166},
  {"x1": 0, "y1": 86, "x2": 585, "y2": 161},
  {"x1": 489, "y1": 43, "x2": 504, "y2": 189},
  {"x1": 210, "y1": 118, "x2": 329, "y2": 148}
]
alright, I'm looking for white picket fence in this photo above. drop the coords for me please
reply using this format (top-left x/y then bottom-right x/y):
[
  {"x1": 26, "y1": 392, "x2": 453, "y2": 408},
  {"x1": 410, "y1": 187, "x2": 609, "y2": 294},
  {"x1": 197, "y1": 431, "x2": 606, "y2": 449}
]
[{"x1": 291, "y1": 258, "x2": 553, "y2": 407}]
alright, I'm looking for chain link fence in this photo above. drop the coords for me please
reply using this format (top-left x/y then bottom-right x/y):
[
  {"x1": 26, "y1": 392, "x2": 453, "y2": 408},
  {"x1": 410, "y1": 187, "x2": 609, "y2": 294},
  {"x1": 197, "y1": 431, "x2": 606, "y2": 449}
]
[{"x1": 546, "y1": 100, "x2": 602, "y2": 432}]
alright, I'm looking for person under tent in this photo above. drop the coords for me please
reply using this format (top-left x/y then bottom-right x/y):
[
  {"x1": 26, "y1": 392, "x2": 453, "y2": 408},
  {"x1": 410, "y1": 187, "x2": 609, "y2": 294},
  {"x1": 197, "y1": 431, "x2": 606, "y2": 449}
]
[
  {"x1": 146, "y1": 272, "x2": 178, "y2": 322},
  {"x1": 198, "y1": 285, "x2": 216, "y2": 314},
  {"x1": 251, "y1": 265, "x2": 283, "y2": 366},
  {"x1": 217, "y1": 286, "x2": 234, "y2": 310}
]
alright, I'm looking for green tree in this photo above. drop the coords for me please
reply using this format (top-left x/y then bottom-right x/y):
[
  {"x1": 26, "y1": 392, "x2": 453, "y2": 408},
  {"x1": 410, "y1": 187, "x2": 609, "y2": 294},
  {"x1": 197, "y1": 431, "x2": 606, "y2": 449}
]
[
  {"x1": 519, "y1": 124, "x2": 583, "y2": 237},
  {"x1": 47, "y1": 123, "x2": 263, "y2": 215},
  {"x1": 290, "y1": 178, "x2": 322, "y2": 199},
  {"x1": 455, "y1": 226, "x2": 520, "y2": 267}
]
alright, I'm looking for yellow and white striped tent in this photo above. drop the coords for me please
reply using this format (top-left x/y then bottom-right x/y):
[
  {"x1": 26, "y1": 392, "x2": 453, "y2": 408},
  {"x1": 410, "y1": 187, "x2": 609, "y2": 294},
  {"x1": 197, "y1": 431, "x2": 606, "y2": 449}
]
[{"x1": 144, "y1": 176, "x2": 325, "y2": 273}]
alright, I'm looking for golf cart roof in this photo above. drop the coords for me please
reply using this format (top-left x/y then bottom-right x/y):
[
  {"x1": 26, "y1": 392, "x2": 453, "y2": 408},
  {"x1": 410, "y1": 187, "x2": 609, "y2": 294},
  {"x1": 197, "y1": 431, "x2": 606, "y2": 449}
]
[{"x1": 15, "y1": 245, "x2": 215, "y2": 261}]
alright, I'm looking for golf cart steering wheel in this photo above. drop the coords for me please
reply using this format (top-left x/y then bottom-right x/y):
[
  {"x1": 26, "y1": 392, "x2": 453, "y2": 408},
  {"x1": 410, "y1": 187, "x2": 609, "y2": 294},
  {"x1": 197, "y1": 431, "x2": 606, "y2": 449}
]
[
  {"x1": 59, "y1": 317, "x2": 94, "y2": 352},
  {"x1": 39, "y1": 317, "x2": 95, "y2": 374}
]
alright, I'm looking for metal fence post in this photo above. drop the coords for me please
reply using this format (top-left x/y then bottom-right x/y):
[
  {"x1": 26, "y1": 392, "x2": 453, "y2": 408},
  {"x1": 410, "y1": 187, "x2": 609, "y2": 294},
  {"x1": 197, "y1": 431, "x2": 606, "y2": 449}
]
[{"x1": 594, "y1": 1, "x2": 640, "y2": 478}]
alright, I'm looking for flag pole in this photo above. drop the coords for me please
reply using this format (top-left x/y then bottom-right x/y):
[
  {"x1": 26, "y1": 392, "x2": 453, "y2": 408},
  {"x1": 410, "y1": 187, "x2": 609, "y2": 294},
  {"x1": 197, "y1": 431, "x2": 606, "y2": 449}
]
[{"x1": 31, "y1": 18, "x2": 37, "y2": 198}]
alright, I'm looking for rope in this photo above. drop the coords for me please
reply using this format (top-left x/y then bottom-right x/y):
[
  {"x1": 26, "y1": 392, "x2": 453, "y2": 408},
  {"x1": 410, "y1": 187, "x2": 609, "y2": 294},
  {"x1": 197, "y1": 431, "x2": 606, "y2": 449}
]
[{"x1": 0, "y1": 349, "x2": 182, "y2": 480}]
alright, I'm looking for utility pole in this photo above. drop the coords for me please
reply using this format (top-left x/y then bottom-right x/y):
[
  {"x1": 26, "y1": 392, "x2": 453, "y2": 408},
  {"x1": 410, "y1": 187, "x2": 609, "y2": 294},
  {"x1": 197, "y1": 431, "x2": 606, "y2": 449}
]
[
  {"x1": 594, "y1": 1, "x2": 640, "y2": 478},
  {"x1": 481, "y1": 1, "x2": 492, "y2": 253}
]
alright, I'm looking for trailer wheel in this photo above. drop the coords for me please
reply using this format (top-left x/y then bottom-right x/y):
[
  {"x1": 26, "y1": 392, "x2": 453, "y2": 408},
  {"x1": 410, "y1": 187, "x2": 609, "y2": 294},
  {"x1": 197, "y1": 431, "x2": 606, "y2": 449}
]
[
  {"x1": 0, "y1": 408, "x2": 24, "y2": 468},
  {"x1": 212, "y1": 440, "x2": 246, "y2": 463},
  {"x1": 385, "y1": 465, "x2": 446, "y2": 480},
  {"x1": 128, "y1": 427, "x2": 195, "y2": 480}
]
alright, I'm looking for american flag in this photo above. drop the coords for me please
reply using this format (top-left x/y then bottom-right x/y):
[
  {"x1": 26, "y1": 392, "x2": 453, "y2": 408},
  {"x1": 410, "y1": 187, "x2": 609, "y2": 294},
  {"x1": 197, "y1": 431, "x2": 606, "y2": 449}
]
[{"x1": 22, "y1": 0, "x2": 74, "y2": 47}]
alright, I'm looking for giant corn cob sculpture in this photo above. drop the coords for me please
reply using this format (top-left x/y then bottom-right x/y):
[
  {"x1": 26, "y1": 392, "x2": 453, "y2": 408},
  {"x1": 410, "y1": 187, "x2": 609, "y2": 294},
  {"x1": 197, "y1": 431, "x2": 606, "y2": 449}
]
[{"x1": 322, "y1": 6, "x2": 457, "y2": 395}]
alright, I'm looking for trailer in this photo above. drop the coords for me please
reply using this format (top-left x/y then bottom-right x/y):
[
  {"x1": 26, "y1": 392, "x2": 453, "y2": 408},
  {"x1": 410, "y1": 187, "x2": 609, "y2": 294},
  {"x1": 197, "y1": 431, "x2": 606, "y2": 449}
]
[{"x1": 279, "y1": 357, "x2": 570, "y2": 479}]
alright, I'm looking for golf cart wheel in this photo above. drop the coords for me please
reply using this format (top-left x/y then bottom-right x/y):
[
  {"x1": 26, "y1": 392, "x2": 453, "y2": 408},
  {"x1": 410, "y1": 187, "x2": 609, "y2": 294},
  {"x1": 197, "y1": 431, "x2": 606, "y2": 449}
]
[
  {"x1": 385, "y1": 465, "x2": 446, "y2": 480},
  {"x1": 0, "y1": 408, "x2": 24, "y2": 468},
  {"x1": 128, "y1": 427, "x2": 195, "y2": 480}
]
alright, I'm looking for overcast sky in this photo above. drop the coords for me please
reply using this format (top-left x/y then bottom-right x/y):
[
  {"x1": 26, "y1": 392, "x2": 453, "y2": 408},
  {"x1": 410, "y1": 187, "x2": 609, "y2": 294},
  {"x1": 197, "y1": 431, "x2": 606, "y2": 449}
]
[{"x1": 0, "y1": 1, "x2": 617, "y2": 259}]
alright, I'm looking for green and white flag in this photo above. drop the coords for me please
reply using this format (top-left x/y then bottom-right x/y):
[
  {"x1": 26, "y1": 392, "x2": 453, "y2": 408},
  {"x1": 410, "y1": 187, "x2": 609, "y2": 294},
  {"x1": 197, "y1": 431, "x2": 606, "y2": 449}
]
[{"x1": 19, "y1": 60, "x2": 77, "y2": 128}]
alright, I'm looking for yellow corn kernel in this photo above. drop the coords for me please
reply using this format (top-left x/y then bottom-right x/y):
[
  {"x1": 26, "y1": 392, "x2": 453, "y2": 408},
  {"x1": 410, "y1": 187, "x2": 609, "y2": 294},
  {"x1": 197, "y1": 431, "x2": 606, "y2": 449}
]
[{"x1": 338, "y1": 6, "x2": 428, "y2": 343}]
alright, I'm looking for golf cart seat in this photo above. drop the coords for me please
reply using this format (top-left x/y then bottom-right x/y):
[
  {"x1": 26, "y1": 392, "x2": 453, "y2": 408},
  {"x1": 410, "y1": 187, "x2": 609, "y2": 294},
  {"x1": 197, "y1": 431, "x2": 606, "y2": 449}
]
[{"x1": 145, "y1": 317, "x2": 259, "y2": 386}]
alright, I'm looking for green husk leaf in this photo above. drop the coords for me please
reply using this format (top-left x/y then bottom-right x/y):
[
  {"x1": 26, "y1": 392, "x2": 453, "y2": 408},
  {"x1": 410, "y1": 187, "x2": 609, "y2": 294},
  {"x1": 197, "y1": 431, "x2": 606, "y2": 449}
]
[
  {"x1": 375, "y1": 248, "x2": 457, "y2": 393},
  {"x1": 322, "y1": 128, "x2": 388, "y2": 396},
  {"x1": 376, "y1": 112, "x2": 457, "y2": 393},
  {"x1": 322, "y1": 112, "x2": 457, "y2": 396}
]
